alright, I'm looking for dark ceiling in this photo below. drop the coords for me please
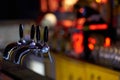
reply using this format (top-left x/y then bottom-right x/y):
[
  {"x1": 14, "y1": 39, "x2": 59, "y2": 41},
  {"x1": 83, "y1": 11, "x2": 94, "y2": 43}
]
[{"x1": 0, "y1": 0, "x2": 39, "y2": 20}]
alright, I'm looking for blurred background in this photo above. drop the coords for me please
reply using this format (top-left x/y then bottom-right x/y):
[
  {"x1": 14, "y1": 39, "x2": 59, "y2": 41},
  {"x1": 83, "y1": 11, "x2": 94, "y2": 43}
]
[{"x1": 0, "y1": 0, "x2": 120, "y2": 80}]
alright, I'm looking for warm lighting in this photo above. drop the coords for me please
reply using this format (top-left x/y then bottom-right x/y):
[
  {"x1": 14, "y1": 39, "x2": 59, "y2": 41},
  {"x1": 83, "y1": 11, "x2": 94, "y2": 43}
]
[
  {"x1": 104, "y1": 37, "x2": 111, "y2": 47},
  {"x1": 62, "y1": 0, "x2": 78, "y2": 11},
  {"x1": 77, "y1": 18, "x2": 86, "y2": 26},
  {"x1": 96, "y1": 0, "x2": 108, "y2": 3},
  {"x1": 88, "y1": 37, "x2": 96, "y2": 50},
  {"x1": 41, "y1": 13, "x2": 57, "y2": 27},
  {"x1": 62, "y1": 20, "x2": 73, "y2": 28},
  {"x1": 76, "y1": 18, "x2": 86, "y2": 30},
  {"x1": 89, "y1": 24, "x2": 108, "y2": 30},
  {"x1": 96, "y1": 0, "x2": 101, "y2": 3},
  {"x1": 76, "y1": 25, "x2": 84, "y2": 30},
  {"x1": 88, "y1": 43, "x2": 95, "y2": 50},
  {"x1": 88, "y1": 37, "x2": 96, "y2": 44},
  {"x1": 72, "y1": 33, "x2": 84, "y2": 54},
  {"x1": 40, "y1": 0, "x2": 59, "y2": 12},
  {"x1": 64, "y1": 0, "x2": 78, "y2": 6},
  {"x1": 40, "y1": 0, "x2": 47, "y2": 12},
  {"x1": 48, "y1": 0, "x2": 58, "y2": 11},
  {"x1": 102, "y1": 0, "x2": 108, "y2": 3}
]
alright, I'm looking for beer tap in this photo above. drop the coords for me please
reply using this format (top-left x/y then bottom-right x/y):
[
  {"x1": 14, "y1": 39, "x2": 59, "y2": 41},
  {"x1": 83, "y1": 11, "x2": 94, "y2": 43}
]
[
  {"x1": 13, "y1": 25, "x2": 36, "y2": 64},
  {"x1": 3, "y1": 24, "x2": 26, "y2": 60},
  {"x1": 30, "y1": 25, "x2": 53, "y2": 62},
  {"x1": 14, "y1": 25, "x2": 53, "y2": 65},
  {"x1": 40, "y1": 26, "x2": 52, "y2": 62}
]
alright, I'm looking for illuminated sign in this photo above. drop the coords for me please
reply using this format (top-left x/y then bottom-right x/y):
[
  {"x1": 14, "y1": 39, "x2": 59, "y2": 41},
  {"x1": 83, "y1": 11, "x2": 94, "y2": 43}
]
[
  {"x1": 72, "y1": 32, "x2": 84, "y2": 54},
  {"x1": 89, "y1": 24, "x2": 108, "y2": 30}
]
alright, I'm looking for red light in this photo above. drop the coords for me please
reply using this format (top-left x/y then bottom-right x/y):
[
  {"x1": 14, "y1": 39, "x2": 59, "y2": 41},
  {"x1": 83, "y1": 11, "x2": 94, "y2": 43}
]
[
  {"x1": 88, "y1": 43, "x2": 94, "y2": 50},
  {"x1": 79, "y1": 8, "x2": 85, "y2": 13},
  {"x1": 102, "y1": 0, "x2": 108, "y2": 3},
  {"x1": 76, "y1": 25, "x2": 84, "y2": 30},
  {"x1": 104, "y1": 37, "x2": 111, "y2": 47},
  {"x1": 88, "y1": 37, "x2": 96, "y2": 44},
  {"x1": 72, "y1": 33, "x2": 84, "y2": 54},
  {"x1": 89, "y1": 24, "x2": 108, "y2": 30}
]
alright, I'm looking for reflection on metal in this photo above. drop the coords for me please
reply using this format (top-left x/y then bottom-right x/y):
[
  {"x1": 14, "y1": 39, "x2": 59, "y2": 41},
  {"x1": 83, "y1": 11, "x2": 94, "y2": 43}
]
[{"x1": 28, "y1": 60, "x2": 45, "y2": 76}]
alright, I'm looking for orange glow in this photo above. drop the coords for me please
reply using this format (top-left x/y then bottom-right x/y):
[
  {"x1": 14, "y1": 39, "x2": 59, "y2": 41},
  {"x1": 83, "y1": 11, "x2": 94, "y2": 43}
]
[
  {"x1": 40, "y1": 0, "x2": 59, "y2": 12},
  {"x1": 48, "y1": 0, "x2": 58, "y2": 11},
  {"x1": 96, "y1": 0, "x2": 108, "y2": 3},
  {"x1": 62, "y1": 20, "x2": 73, "y2": 28},
  {"x1": 72, "y1": 33, "x2": 84, "y2": 54},
  {"x1": 89, "y1": 24, "x2": 108, "y2": 30},
  {"x1": 96, "y1": 0, "x2": 101, "y2": 3},
  {"x1": 40, "y1": 0, "x2": 47, "y2": 12},
  {"x1": 76, "y1": 18, "x2": 86, "y2": 30},
  {"x1": 88, "y1": 43, "x2": 94, "y2": 50},
  {"x1": 104, "y1": 37, "x2": 111, "y2": 47},
  {"x1": 102, "y1": 0, "x2": 108, "y2": 3},
  {"x1": 63, "y1": 0, "x2": 78, "y2": 6},
  {"x1": 63, "y1": 0, "x2": 78, "y2": 11},
  {"x1": 77, "y1": 18, "x2": 86, "y2": 25},
  {"x1": 88, "y1": 37, "x2": 96, "y2": 44}
]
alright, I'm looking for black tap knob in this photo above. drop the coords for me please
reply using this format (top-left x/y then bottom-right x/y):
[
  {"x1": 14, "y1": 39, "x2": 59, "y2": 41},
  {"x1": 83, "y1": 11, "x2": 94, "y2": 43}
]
[
  {"x1": 19, "y1": 24, "x2": 24, "y2": 39},
  {"x1": 36, "y1": 25, "x2": 41, "y2": 42},
  {"x1": 14, "y1": 25, "x2": 36, "y2": 64},
  {"x1": 30, "y1": 25, "x2": 35, "y2": 40},
  {"x1": 28, "y1": 24, "x2": 36, "y2": 47},
  {"x1": 3, "y1": 24, "x2": 25, "y2": 60},
  {"x1": 44, "y1": 26, "x2": 48, "y2": 42}
]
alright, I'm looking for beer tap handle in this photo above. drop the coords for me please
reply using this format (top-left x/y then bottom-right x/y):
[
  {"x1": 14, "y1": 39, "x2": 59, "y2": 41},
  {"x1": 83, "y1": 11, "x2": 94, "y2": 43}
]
[
  {"x1": 30, "y1": 25, "x2": 35, "y2": 40},
  {"x1": 36, "y1": 25, "x2": 41, "y2": 42},
  {"x1": 44, "y1": 26, "x2": 48, "y2": 43},
  {"x1": 19, "y1": 24, "x2": 24, "y2": 40}
]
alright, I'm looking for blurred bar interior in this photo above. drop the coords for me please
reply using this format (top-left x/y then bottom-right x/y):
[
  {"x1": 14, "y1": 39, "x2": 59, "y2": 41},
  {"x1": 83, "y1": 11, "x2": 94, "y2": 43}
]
[{"x1": 0, "y1": 0, "x2": 120, "y2": 80}]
